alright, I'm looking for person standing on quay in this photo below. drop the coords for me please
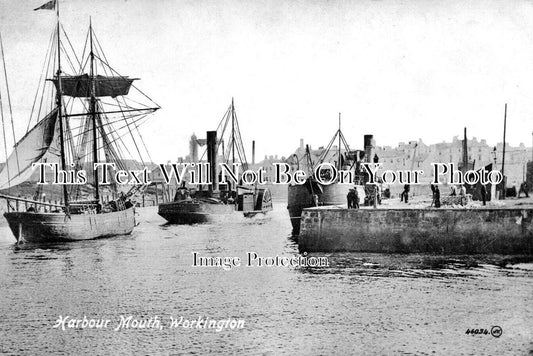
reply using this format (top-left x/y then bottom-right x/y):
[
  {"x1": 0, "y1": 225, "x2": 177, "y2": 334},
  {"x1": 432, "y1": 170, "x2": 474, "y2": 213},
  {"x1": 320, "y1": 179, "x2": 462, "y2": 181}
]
[
  {"x1": 459, "y1": 184, "x2": 467, "y2": 206},
  {"x1": 347, "y1": 189, "x2": 354, "y2": 208},
  {"x1": 434, "y1": 186, "x2": 441, "y2": 208},
  {"x1": 518, "y1": 182, "x2": 529, "y2": 198},
  {"x1": 480, "y1": 184, "x2": 487, "y2": 206},
  {"x1": 354, "y1": 188, "x2": 360, "y2": 209},
  {"x1": 401, "y1": 184, "x2": 410, "y2": 203}
]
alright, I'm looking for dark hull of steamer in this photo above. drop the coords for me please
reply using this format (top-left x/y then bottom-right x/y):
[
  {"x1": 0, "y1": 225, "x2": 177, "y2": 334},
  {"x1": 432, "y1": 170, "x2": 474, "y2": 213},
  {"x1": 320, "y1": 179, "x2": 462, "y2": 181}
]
[
  {"x1": 288, "y1": 183, "x2": 350, "y2": 235},
  {"x1": 157, "y1": 188, "x2": 273, "y2": 224},
  {"x1": 288, "y1": 134, "x2": 374, "y2": 235},
  {"x1": 157, "y1": 117, "x2": 273, "y2": 225},
  {"x1": 158, "y1": 200, "x2": 234, "y2": 224},
  {"x1": 4, "y1": 207, "x2": 135, "y2": 243}
]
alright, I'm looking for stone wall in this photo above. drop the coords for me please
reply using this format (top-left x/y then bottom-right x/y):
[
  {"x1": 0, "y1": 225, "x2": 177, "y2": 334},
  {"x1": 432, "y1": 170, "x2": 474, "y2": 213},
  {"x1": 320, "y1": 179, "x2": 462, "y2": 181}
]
[{"x1": 299, "y1": 207, "x2": 533, "y2": 254}]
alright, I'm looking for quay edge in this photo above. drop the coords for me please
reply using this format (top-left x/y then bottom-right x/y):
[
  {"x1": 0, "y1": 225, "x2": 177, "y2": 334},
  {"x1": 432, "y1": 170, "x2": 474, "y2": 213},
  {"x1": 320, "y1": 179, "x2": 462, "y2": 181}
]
[{"x1": 298, "y1": 207, "x2": 533, "y2": 254}]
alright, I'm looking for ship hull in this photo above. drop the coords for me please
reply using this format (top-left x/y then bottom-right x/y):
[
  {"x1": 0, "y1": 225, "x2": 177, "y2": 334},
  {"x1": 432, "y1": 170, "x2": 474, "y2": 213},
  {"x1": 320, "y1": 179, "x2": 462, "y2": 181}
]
[
  {"x1": 288, "y1": 183, "x2": 365, "y2": 235},
  {"x1": 4, "y1": 207, "x2": 135, "y2": 243},
  {"x1": 158, "y1": 201, "x2": 235, "y2": 224},
  {"x1": 158, "y1": 188, "x2": 273, "y2": 224},
  {"x1": 287, "y1": 184, "x2": 315, "y2": 235}
]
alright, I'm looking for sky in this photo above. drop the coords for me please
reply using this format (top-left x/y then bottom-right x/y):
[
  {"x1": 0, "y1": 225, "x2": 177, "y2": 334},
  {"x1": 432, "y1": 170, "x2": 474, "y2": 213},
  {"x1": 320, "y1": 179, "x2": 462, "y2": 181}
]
[{"x1": 0, "y1": 0, "x2": 532, "y2": 163}]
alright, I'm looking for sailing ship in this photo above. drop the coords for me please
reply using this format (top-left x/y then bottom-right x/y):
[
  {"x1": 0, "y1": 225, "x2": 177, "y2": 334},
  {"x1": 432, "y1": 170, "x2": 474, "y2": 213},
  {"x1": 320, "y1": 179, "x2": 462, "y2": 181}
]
[
  {"x1": 0, "y1": 2, "x2": 159, "y2": 242},
  {"x1": 158, "y1": 99, "x2": 272, "y2": 224},
  {"x1": 287, "y1": 117, "x2": 369, "y2": 235}
]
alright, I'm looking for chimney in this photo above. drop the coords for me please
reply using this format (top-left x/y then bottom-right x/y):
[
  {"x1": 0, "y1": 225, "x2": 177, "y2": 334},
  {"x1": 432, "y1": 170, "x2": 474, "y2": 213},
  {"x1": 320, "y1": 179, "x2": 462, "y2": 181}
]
[
  {"x1": 364, "y1": 134, "x2": 374, "y2": 163},
  {"x1": 252, "y1": 140, "x2": 255, "y2": 165},
  {"x1": 190, "y1": 133, "x2": 198, "y2": 163},
  {"x1": 207, "y1": 131, "x2": 217, "y2": 192}
]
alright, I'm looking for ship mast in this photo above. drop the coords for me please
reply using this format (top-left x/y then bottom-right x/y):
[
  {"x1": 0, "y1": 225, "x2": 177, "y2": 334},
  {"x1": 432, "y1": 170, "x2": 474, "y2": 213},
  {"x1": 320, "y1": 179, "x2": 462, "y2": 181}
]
[
  {"x1": 55, "y1": 0, "x2": 69, "y2": 209},
  {"x1": 338, "y1": 113, "x2": 341, "y2": 170},
  {"x1": 89, "y1": 19, "x2": 100, "y2": 207},
  {"x1": 231, "y1": 97, "x2": 235, "y2": 166},
  {"x1": 462, "y1": 127, "x2": 468, "y2": 173},
  {"x1": 316, "y1": 114, "x2": 351, "y2": 168}
]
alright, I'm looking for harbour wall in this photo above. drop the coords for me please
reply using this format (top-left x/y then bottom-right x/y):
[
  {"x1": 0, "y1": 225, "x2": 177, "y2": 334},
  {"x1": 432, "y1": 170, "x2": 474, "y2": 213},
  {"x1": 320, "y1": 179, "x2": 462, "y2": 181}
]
[{"x1": 299, "y1": 207, "x2": 533, "y2": 254}]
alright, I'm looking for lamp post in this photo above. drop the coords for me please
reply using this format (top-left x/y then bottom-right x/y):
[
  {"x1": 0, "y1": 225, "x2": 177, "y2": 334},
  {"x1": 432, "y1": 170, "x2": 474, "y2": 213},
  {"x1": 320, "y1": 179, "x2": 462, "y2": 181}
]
[
  {"x1": 491, "y1": 147, "x2": 497, "y2": 199},
  {"x1": 524, "y1": 146, "x2": 527, "y2": 182},
  {"x1": 501, "y1": 104, "x2": 507, "y2": 200}
]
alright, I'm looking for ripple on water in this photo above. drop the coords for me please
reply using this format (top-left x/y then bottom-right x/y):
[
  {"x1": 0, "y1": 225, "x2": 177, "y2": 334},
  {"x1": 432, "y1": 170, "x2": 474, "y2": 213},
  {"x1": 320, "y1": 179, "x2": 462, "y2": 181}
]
[{"x1": 0, "y1": 204, "x2": 531, "y2": 355}]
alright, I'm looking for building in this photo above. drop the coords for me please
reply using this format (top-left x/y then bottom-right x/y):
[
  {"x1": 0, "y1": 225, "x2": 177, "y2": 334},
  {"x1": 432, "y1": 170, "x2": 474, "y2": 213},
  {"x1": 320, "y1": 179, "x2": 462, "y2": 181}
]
[{"x1": 289, "y1": 136, "x2": 533, "y2": 197}]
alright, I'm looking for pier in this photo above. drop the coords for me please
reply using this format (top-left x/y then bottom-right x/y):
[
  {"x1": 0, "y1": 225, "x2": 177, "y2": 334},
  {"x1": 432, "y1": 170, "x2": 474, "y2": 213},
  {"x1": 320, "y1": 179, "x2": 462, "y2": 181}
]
[{"x1": 299, "y1": 206, "x2": 533, "y2": 254}]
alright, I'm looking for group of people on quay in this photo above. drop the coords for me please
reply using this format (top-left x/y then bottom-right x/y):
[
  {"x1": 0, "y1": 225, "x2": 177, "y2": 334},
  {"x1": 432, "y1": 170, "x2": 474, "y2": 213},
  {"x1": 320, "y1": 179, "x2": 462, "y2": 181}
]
[
  {"x1": 343, "y1": 180, "x2": 531, "y2": 209},
  {"x1": 346, "y1": 188, "x2": 360, "y2": 209}
]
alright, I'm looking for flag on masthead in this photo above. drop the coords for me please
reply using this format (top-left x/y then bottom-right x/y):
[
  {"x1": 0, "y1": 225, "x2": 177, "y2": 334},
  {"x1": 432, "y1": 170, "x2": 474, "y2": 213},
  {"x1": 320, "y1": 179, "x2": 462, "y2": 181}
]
[{"x1": 33, "y1": 0, "x2": 56, "y2": 11}]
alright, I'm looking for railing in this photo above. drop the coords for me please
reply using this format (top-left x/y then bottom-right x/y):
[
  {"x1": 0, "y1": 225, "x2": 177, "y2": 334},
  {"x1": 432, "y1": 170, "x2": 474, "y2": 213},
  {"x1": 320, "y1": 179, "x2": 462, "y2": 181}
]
[{"x1": 0, "y1": 194, "x2": 65, "y2": 213}]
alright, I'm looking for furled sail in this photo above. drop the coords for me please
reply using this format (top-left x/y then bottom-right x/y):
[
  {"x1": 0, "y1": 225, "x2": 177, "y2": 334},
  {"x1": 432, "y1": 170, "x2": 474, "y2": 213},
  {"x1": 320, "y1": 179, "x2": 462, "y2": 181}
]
[
  {"x1": 50, "y1": 74, "x2": 136, "y2": 98},
  {"x1": 0, "y1": 108, "x2": 59, "y2": 189}
]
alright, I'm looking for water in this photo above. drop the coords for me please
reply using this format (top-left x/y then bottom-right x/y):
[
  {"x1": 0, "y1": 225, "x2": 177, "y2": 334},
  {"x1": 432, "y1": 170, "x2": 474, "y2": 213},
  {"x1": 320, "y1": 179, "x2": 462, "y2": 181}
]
[{"x1": 0, "y1": 203, "x2": 531, "y2": 355}]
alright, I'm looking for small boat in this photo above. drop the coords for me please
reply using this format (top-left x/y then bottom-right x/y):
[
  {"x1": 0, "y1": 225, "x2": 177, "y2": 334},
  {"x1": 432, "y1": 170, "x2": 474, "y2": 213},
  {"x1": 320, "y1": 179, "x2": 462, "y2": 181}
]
[
  {"x1": 0, "y1": 1, "x2": 159, "y2": 242},
  {"x1": 158, "y1": 99, "x2": 272, "y2": 224}
]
